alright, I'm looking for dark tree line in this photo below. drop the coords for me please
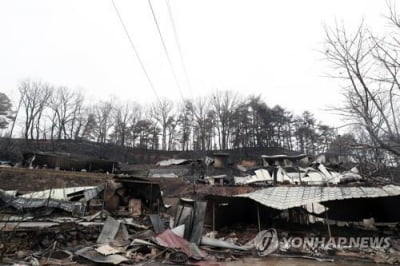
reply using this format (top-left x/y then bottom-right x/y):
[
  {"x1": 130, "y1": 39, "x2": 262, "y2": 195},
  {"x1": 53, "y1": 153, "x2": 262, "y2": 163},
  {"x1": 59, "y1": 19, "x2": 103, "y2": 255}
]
[
  {"x1": 2, "y1": 79, "x2": 337, "y2": 155},
  {"x1": 2, "y1": 3, "x2": 400, "y2": 167}
]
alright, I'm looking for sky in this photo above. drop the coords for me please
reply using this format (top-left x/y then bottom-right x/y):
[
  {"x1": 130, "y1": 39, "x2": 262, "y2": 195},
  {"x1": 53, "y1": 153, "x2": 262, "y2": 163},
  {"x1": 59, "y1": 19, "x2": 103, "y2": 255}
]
[{"x1": 0, "y1": 0, "x2": 392, "y2": 128}]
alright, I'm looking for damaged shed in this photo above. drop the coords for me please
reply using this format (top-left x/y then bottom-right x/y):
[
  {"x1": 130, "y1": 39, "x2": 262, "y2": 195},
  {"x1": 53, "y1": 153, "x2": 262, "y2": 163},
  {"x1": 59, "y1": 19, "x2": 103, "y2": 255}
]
[
  {"x1": 205, "y1": 185, "x2": 400, "y2": 229},
  {"x1": 236, "y1": 185, "x2": 400, "y2": 222},
  {"x1": 106, "y1": 176, "x2": 164, "y2": 215}
]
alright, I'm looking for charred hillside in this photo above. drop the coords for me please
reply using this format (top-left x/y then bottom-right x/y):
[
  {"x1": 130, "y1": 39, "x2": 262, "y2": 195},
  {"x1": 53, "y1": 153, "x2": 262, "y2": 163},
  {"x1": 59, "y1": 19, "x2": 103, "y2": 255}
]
[{"x1": 0, "y1": 138, "x2": 299, "y2": 164}]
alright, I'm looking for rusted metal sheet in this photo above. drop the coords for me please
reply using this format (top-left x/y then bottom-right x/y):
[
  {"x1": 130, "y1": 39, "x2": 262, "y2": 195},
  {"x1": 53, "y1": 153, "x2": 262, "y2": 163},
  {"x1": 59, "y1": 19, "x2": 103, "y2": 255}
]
[
  {"x1": 154, "y1": 229, "x2": 206, "y2": 259},
  {"x1": 154, "y1": 229, "x2": 193, "y2": 256}
]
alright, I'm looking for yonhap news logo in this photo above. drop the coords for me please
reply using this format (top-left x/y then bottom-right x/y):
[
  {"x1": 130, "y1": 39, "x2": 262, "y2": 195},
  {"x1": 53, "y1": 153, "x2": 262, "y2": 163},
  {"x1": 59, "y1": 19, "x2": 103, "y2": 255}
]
[
  {"x1": 258, "y1": 229, "x2": 391, "y2": 255},
  {"x1": 280, "y1": 236, "x2": 391, "y2": 250}
]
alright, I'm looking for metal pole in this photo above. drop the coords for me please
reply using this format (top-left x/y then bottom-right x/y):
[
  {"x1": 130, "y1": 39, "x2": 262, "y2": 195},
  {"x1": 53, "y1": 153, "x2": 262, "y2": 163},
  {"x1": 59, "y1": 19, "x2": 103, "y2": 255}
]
[
  {"x1": 101, "y1": 182, "x2": 108, "y2": 218},
  {"x1": 324, "y1": 206, "x2": 332, "y2": 238},
  {"x1": 150, "y1": 183, "x2": 153, "y2": 212},
  {"x1": 257, "y1": 204, "x2": 261, "y2": 232},
  {"x1": 297, "y1": 160, "x2": 302, "y2": 184},
  {"x1": 212, "y1": 200, "x2": 215, "y2": 233}
]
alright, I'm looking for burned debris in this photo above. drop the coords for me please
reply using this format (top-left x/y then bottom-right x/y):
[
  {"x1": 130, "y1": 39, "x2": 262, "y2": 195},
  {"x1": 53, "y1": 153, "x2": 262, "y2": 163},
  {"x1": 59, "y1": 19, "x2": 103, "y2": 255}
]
[{"x1": 2, "y1": 150, "x2": 400, "y2": 265}]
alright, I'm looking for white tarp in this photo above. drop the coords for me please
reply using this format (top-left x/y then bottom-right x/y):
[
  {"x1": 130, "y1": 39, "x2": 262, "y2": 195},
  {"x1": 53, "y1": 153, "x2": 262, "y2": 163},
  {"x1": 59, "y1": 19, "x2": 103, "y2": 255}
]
[
  {"x1": 234, "y1": 169, "x2": 273, "y2": 185},
  {"x1": 156, "y1": 159, "x2": 191, "y2": 166}
]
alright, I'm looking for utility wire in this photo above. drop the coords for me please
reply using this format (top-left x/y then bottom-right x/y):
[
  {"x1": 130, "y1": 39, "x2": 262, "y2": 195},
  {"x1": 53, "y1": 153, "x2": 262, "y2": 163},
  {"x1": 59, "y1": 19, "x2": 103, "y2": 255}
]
[
  {"x1": 148, "y1": 0, "x2": 187, "y2": 101},
  {"x1": 111, "y1": 0, "x2": 160, "y2": 102},
  {"x1": 165, "y1": 0, "x2": 193, "y2": 96}
]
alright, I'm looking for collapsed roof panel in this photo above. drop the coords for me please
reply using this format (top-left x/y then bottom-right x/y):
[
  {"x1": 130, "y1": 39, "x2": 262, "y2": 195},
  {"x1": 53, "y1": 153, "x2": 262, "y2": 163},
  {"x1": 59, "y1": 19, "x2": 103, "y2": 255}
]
[
  {"x1": 236, "y1": 185, "x2": 400, "y2": 210},
  {"x1": 260, "y1": 154, "x2": 308, "y2": 160},
  {"x1": 20, "y1": 186, "x2": 100, "y2": 201},
  {"x1": 156, "y1": 159, "x2": 192, "y2": 166},
  {"x1": 0, "y1": 185, "x2": 105, "y2": 216},
  {"x1": 148, "y1": 168, "x2": 191, "y2": 178},
  {"x1": 0, "y1": 190, "x2": 85, "y2": 214}
]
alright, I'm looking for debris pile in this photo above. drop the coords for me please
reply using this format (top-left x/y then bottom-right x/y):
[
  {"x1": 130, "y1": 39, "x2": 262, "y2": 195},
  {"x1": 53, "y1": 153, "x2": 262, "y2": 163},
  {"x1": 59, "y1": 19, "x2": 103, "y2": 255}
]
[
  {"x1": 2, "y1": 152, "x2": 400, "y2": 265},
  {"x1": 0, "y1": 179, "x2": 281, "y2": 265}
]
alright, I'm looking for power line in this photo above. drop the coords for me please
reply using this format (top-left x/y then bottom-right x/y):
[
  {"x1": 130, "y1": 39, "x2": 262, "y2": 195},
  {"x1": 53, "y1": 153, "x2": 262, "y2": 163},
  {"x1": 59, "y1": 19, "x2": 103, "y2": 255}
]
[
  {"x1": 165, "y1": 0, "x2": 193, "y2": 96},
  {"x1": 111, "y1": 0, "x2": 160, "y2": 102},
  {"x1": 147, "y1": 0, "x2": 187, "y2": 101}
]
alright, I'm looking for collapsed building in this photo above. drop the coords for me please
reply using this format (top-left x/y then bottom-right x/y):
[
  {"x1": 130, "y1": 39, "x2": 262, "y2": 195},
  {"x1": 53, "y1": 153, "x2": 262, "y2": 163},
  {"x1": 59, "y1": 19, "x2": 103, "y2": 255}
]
[
  {"x1": 1, "y1": 150, "x2": 400, "y2": 264},
  {"x1": 206, "y1": 185, "x2": 400, "y2": 227}
]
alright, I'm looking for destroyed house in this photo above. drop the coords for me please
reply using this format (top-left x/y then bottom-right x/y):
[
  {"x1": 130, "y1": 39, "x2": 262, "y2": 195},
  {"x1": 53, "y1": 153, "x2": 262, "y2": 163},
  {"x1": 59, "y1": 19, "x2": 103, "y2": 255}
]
[
  {"x1": 148, "y1": 158, "x2": 194, "y2": 178},
  {"x1": 213, "y1": 152, "x2": 230, "y2": 168},
  {"x1": 205, "y1": 185, "x2": 400, "y2": 230},
  {"x1": 106, "y1": 175, "x2": 164, "y2": 215},
  {"x1": 261, "y1": 153, "x2": 308, "y2": 167}
]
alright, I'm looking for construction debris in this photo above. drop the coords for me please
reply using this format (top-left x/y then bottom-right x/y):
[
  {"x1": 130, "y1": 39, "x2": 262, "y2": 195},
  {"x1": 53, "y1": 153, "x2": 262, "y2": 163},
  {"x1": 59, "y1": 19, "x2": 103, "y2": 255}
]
[{"x1": 75, "y1": 246, "x2": 128, "y2": 265}]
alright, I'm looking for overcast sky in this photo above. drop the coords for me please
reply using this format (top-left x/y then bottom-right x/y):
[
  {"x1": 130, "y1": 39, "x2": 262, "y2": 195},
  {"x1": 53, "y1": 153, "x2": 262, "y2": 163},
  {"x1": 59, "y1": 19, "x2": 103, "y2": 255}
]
[{"x1": 0, "y1": 0, "x2": 392, "y2": 127}]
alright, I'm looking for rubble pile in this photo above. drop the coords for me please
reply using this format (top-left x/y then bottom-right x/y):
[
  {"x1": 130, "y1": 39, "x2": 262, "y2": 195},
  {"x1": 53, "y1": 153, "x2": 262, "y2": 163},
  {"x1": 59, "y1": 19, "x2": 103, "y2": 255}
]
[
  {"x1": 0, "y1": 180, "x2": 284, "y2": 265},
  {"x1": 1, "y1": 152, "x2": 400, "y2": 265}
]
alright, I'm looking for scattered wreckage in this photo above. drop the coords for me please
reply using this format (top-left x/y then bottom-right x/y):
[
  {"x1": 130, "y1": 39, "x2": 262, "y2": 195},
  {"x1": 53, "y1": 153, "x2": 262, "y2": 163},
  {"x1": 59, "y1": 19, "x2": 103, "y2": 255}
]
[
  {"x1": 2, "y1": 152, "x2": 400, "y2": 265},
  {"x1": 2, "y1": 174, "x2": 400, "y2": 265}
]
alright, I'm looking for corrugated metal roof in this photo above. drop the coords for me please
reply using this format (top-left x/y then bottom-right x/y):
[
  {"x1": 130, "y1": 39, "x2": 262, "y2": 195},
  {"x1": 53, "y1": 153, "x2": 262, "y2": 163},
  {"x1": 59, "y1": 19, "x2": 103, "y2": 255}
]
[
  {"x1": 236, "y1": 185, "x2": 400, "y2": 210},
  {"x1": 261, "y1": 154, "x2": 307, "y2": 159},
  {"x1": 20, "y1": 186, "x2": 97, "y2": 200}
]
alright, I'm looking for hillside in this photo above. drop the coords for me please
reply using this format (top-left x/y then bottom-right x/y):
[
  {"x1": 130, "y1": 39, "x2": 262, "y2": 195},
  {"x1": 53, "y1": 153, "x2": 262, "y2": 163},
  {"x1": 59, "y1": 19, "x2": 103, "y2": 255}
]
[{"x1": 0, "y1": 138, "x2": 299, "y2": 164}]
